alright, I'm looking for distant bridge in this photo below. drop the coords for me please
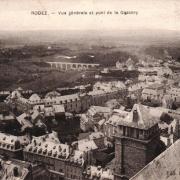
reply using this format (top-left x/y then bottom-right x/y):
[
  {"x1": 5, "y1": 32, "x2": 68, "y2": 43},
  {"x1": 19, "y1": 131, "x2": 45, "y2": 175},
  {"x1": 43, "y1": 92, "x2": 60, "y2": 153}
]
[{"x1": 47, "y1": 62, "x2": 100, "y2": 71}]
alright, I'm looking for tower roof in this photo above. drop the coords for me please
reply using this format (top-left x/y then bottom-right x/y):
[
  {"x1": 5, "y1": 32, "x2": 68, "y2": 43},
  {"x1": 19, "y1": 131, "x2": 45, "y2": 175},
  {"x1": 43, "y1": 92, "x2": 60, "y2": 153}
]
[{"x1": 118, "y1": 104, "x2": 159, "y2": 130}]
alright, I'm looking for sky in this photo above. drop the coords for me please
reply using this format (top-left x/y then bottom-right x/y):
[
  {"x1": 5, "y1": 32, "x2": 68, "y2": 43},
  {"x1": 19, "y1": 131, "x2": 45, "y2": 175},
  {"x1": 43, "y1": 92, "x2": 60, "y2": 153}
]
[{"x1": 0, "y1": 0, "x2": 179, "y2": 31}]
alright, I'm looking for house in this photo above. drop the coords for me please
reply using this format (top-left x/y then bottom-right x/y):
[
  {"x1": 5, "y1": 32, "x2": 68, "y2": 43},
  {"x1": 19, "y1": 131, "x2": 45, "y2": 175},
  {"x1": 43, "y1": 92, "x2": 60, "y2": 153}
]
[
  {"x1": 142, "y1": 83, "x2": 164, "y2": 102},
  {"x1": 114, "y1": 104, "x2": 161, "y2": 179},
  {"x1": 104, "y1": 109, "x2": 129, "y2": 140},
  {"x1": 0, "y1": 157, "x2": 48, "y2": 180},
  {"x1": 83, "y1": 166, "x2": 114, "y2": 180},
  {"x1": 89, "y1": 132, "x2": 105, "y2": 149},
  {"x1": 166, "y1": 87, "x2": 180, "y2": 102},
  {"x1": 80, "y1": 106, "x2": 112, "y2": 132},
  {"x1": 0, "y1": 132, "x2": 23, "y2": 159}
]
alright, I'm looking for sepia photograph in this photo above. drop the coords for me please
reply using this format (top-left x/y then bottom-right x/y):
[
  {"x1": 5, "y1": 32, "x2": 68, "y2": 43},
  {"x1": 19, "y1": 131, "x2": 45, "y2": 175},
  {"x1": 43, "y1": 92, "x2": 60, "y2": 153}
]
[{"x1": 0, "y1": 0, "x2": 180, "y2": 179}]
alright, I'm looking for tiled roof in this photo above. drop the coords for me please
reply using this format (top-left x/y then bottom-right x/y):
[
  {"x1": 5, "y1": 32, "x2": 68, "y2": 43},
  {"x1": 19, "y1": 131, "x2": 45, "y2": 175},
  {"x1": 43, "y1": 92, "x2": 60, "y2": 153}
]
[
  {"x1": 69, "y1": 150, "x2": 85, "y2": 166},
  {"x1": 146, "y1": 83, "x2": 164, "y2": 90},
  {"x1": 0, "y1": 159, "x2": 29, "y2": 180},
  {"x1": 24, "y1": 137, "x2": 70, "y2": 160},
  {"x1": 78, "y1": 139, "x2": 98, "y2": 152},
  {"x1": 89, "y1": 132, "x2": 104, "y2": 140},
  {"x1": 45, "y1": 91, "x2": 61, "y2": 98},
  {"x1": 88, "y1": 106, "x2": 111, "y2": 116},
  {"x1": 29, "y1": 93, "x2": 41, "y2": 101},
  {"x1": 119, "y1": 104, "x2": 159, "y2": 129},
  {"x1": 0, "y1": 133, "x2": 23, "y2": 151},
  {"x1": 17, "y1": 113, "x2": 33, "y2": 129}
]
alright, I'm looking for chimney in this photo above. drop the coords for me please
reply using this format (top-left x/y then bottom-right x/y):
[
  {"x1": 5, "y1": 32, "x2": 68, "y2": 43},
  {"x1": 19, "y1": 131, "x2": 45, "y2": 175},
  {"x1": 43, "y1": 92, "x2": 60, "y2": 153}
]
[{"x1": 133, "y1": 109, "x2": 139, "y2": 122}]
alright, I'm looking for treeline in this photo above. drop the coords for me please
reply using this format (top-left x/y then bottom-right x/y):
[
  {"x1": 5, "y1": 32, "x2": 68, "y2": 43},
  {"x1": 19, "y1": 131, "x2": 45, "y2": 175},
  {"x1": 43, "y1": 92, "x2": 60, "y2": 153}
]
[
  {"x1": 0, "y1": 45, "x2": 64, "y2": 63},
  {"x1": 144, "y1": 46, "x2": 180, "y2": 60},
  {"x1": 75, "y1": 51, "x2": 138, "y2": 66}
]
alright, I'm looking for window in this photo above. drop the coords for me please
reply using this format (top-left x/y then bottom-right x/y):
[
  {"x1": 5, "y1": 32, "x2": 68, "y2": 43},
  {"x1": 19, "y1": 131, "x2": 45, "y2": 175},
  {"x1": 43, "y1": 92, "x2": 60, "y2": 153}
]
[
  {"x1": 123, "y1": 126, "x2": 125, "y2": 136},
  {"x1": 136, "y1": 129, "x2": 139, "y2": 139},
  {"x1": 139, "y1": 129, "x2": 143, "y2": 135}
]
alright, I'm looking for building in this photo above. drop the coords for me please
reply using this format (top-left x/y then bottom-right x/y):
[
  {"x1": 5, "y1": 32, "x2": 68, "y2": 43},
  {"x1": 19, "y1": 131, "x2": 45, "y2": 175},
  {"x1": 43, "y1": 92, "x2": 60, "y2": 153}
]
[
  {"x1": 130, "y1": 139, "x2": 180, "y2": 180},
  {"x1": 76, "y1": 139, "x2": 98, "y2": 165},
  {"x1": 162, "y1": 94, "x2": 174, "y2": 109},
  {"x1": 65, "y1": 150, "x2": 85, "y2": 180},
  {"x1": 141, "y1": 83, "x2": 164, "y2": 102},
  {"x1": 23, "y1": 135, "x2": 70, "y2": 179},
  {"x1": 0, "y1": 112, "x2": 20, "y2": 134},
  {"x1": 166, "y1": 87, "x2": 180, "y2": 103},
  {"x1": 80, "y1": 106, "x2": 112, "y2": 132},
  {"x1": 104, "y1": 109, "x2": 129, "y2": 141},
  {"x1": 128, "y1": 82, "x2": 151, "y2": 100},
  {"x1": 7, "y1": 83, "x2": 126, "y2": 114},
  {"x1": 114, "y1": 104, "x2": 161, "y2": 180},
  {"x1": 126, "y1": 57, "x2": 135, "y2": 71},
  {"x1": 0, "y1": 132, "x2": 23, "y2": 159},
  {"x1": 23, "y1": 132, "x2": 100, "y2": 180},
  {"x1": 83, "y1": 166, "x2": 114, "y2": 180},
  {"x1": 116, "y1": 61, "x2": 124, "y2": 70},
  {"x1": 89, "y1": 132, "x2": 105, "y2": 149},
  {"x1": 0, "y1": 156, "x2": 48, "y2": 180}
]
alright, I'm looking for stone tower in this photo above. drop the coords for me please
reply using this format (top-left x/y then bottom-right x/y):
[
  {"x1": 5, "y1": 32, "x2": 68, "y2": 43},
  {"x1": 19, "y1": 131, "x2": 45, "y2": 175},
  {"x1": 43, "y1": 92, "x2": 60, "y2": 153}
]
[{"x1": 114, "y1": 104, "x2": 160, "y2": 180}]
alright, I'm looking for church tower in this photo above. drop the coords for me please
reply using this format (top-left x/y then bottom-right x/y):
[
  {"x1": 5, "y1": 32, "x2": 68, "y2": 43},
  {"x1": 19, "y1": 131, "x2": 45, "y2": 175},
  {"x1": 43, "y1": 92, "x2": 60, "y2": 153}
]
[{"x1": 114, "y1": 104, "x2": 160, "y2": 180}]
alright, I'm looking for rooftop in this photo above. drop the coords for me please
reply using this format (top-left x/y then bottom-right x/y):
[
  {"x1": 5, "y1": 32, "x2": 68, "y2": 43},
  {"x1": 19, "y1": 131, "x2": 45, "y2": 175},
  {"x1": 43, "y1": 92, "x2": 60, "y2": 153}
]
[
  {"x1": 0, "y1": 158, "x2": 29, "y2": 180},
  {"x1": 88, "y1": 106, "x2": 112, "y2": 117},
  {"x1": 89, "y1": 132, "x2": 104, "y2": 140},
  {"x1": 83, "y1": 166, "x2": 114, "y2": 180},
  {"x1": 17, "y1": 113, "x2": 33, "y2": 130},
  {"x1": 118, "y1": 104, "x2": 160, "y2": 129},
  {"x1": 146, "y1": 83, "x2": 164, "y2": 90},
  {"x1": 69, "y1": 150, "x2": 85, "y2": 166},
  {"x1": 0, "y1": 132, "x2": 22, "y2": 151},
  {"x1": 29, "y1": 93, "x2": 41, "y2": 102},
  {"x1": 0, "y1": 114, "x2": 15, "y2": 121},
  {"x1": 24, "y1": 136, "x2": 70, "y2": 160},
  {"x1": 78, "y1": 139, "x2": 98, "y2": 152}
]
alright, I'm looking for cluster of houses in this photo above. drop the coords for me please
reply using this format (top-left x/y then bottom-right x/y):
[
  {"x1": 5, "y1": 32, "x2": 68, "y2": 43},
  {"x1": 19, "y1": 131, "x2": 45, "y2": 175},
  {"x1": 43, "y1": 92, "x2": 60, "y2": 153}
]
[
  {"x1": 5, "y1": 81, "x2": 126, "y2": 114},
  {"x1": 0, "y1": 53, "x2": 180, "y2": 180}
]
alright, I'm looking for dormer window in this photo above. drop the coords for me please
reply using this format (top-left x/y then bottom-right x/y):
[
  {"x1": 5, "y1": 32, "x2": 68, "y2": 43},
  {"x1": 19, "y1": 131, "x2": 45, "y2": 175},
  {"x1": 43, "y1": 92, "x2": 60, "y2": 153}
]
[
  {"x1": 43, "y1": 149, "x2": 47, "y2": 155},
  {"x1": 53, "y1": 151, "x2": 57, "y2": 157},
  {"x1": 48, "y1": 150, "x2": 52, "y2": 156},
  {"x1": 33, "y1": 147, "x2": 37, "y2": 153},
  {"x1": 29, "y1": 146, "x2": 32, "y2": 152},
  {"x1": 38, "y1": 148, "x2": 42, "y2": 154}
]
